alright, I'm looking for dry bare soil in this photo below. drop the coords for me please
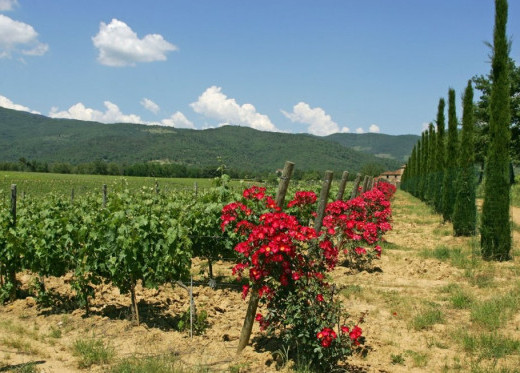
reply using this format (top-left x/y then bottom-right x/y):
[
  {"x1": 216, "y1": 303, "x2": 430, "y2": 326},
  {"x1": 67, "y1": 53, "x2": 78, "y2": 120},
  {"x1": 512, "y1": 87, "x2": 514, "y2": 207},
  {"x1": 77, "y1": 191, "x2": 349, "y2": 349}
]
[{"x1": 1, "y1": 191, "x2": 519, "y2": 372}]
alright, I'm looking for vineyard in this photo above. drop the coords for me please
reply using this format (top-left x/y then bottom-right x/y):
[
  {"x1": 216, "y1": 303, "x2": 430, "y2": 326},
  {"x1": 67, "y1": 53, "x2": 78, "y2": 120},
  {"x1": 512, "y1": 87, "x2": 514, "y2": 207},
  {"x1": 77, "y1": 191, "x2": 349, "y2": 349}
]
[{"x1": 0, "y1": 165, "x2": 519, "y2": 372}]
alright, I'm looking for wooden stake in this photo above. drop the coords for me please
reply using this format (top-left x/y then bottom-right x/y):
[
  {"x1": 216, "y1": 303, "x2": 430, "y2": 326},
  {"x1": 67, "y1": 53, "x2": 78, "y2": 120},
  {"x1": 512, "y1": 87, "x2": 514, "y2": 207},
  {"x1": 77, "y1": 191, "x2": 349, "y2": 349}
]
[
  {"x1": 336, "y1": 171, "x2": 349, "y2": 201},
  {"x1": 237, "y1": 161, "x2": 294, "y2": 354},
  {"x1": 350, "y1": 173, "x2": 362, "y2": 199},
  {"x1": 314, "y1": 171, "x2": 333, "y2": 232}
]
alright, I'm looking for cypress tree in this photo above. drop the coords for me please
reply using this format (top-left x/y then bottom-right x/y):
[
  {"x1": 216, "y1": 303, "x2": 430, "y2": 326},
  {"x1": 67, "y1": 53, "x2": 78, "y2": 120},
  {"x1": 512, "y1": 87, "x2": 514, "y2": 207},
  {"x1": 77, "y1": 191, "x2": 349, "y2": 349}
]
[
  {"x1": 425, "y1": 123, "x2": 437, "y2": 205},
  {"x1": 481, "y1": 0, "x2": 511, "y2": 260},
  {"x1": 453, "y1": 81, "x2": 477, "y2": 236},
  {"x1": 434, "y1": 99, "x2": 446, "y2": 213},
  {"x1": 442, "y1": 89, "x2": 459, "y2": 221},
  {"x1": 409, "y1": 145, "x2": 417, "y2": 196},
  {"x1": 419, "y1": 131, "x2": 428, "y2": 200},
  {"x1": 414, "y1": 141, "x2": 421, "y2": 196}
]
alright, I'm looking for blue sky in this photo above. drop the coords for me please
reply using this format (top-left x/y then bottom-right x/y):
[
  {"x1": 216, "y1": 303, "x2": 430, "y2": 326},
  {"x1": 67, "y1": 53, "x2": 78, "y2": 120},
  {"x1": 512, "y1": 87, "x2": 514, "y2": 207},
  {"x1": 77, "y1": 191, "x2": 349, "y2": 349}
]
[{"x1": 1, "y1": 0, "x2": 519, "y2": 136}]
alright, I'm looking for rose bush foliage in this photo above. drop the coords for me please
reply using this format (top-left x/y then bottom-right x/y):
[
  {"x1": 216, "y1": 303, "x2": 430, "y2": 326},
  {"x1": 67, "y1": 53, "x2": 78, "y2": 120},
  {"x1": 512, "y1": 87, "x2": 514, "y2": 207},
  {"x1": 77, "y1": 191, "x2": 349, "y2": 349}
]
[{"x1": 221, "y1": 181, "x2": 395, "y2": 370}]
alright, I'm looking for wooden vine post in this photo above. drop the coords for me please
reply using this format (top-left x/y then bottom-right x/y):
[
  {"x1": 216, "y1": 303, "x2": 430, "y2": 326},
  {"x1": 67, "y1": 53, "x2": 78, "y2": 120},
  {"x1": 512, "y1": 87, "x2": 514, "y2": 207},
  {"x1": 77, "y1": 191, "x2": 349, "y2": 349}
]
[
  {"x1": 362, "y1": 175, "x2": 370, "y2": 194},
  {"x1": 314, "y1": 171, "x2": 333, "y2": 232},
  {"x1": 236, "y1": 161, "x2": 294, "y2": 354},
  {"x1": 336, "y1": 171, "x2": 349, "y2": 201},
  {"x1": 351, "y1": 173, "x2": 362, "y2": 199}
]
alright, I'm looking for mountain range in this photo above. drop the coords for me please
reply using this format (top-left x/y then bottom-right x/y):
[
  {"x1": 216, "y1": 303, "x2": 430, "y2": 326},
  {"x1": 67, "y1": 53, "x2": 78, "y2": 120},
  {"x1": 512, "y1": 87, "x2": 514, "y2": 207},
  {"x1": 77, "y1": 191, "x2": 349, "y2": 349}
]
[{"x1": 0, "y1": 107, "x2": 418, "y2": 176}]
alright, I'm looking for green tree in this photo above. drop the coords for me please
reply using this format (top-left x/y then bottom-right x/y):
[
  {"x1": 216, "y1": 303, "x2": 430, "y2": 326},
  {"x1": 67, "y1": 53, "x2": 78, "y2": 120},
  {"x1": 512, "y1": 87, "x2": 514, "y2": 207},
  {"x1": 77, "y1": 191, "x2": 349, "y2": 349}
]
[
  {"x1": 442, "y1": 89, "x2": 459, "y2": 221},
  {"x1": 425, "y1": 123, "x2": 437, "y2": 205},
  {"x1": 453, "y1": 81, "x2": 477, "y2": 236},
  {"x1": 418, "y1": 130, "x2": 428, "y2": 200},
  {"x1": 472, "y1": 57, "x2": 520, "y2": 167},
  {"x1": 481, "y1": 0, "x2": 511, "y2": 261},
  {"x1": 434, "y1": 99, "x2": 446, "y2": 213}
]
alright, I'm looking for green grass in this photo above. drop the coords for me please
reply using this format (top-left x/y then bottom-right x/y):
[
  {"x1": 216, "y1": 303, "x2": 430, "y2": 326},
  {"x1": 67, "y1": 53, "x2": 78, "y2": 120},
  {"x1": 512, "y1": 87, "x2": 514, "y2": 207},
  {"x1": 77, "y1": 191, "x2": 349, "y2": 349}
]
[
  {"x1": 411, "y1": 305, "x2": 444, "y2": 330},
  {"x1": 339, "y1": 284, "x2": 363, "y2": 298},
  {"x1": 405, "y1": 350, "x2": 429, "y2": 367},
  {"x1": 110, "y1": 353, "x2": 187, "y2": 373},
  {"x1": 461, "y1": 331, "x2": 520, "y2": 360},
  {"x1": 72, "y1": 337, "x2": 115, "y2": 368},
  {"x1": 470, "y1": 291, "x2": 520, "y2": 329},
  {"x1": 0, "y1": 171, "x2": 234, "y2": 199}
]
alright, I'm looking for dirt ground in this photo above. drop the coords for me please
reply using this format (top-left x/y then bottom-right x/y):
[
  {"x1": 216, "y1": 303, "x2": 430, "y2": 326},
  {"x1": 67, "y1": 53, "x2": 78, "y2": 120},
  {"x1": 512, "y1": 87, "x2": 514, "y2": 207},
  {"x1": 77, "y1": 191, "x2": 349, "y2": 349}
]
[{"x1": 1, "y1": 193, "x2": 519, "y2": 372}]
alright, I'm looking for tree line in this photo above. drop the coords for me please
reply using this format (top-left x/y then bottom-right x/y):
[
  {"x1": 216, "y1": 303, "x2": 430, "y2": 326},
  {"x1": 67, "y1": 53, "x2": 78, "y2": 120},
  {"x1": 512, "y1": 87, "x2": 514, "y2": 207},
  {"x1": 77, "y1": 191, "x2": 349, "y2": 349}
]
[{"x1": 401, "y1": 0, "x2": 513, "y2": 261}]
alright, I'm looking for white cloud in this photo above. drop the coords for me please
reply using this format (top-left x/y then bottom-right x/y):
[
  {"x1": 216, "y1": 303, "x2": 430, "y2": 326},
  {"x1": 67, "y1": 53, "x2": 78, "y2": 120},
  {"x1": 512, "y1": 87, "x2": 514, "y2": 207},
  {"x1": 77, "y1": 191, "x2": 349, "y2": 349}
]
[
  {"x1": 49, "y1": 101, "x2": 143, "y2": 124},
  {"x1": 190, "y1": 86, "x2": 278, "y2": 132},
  {"x1": 140, "y1": 98, "x2": 160, "y2": 114},
  {"x1": 281, "y1": 102, "x2": 348, "y2": 136},
  {"x1": 355, "y1": 127, "x2": 365, "y2": 134},
  {"x1": 161, "y1": 111, "x2": 194, "y2": 128},
  {"x1": 0, "y1": 14, "x2": 48, "y2": 58},
  {"x1": 92, "y1": 19, "x2": 177, "y2": 67},
  {"x1": 0, "y1": 0, "x2": 18, "y2": 11},
  {"x1": 368, "y1": 124, "x2": 380, "y2": 133},
  {"x1": 422, "y1": 122, "x2": 430, "y2": 131},
  {"x1": 0, "y1": 94, "x2": 40, "y2": 113}
]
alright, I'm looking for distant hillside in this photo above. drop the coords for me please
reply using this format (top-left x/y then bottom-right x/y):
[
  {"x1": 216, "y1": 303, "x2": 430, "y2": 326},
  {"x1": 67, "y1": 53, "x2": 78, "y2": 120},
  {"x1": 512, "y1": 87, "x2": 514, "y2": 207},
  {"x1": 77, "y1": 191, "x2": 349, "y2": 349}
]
[
  {"x1": 325, "y1": 133, "x2": 419, "y2": 162},
  {"x1": 0, "y1": 107, "x2": 404, "y2": 176}
]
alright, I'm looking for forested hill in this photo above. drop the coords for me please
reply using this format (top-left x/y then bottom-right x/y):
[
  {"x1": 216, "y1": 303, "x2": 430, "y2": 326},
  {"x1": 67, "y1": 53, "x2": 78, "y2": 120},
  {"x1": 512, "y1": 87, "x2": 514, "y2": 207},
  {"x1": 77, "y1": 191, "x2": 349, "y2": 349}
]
[
  {"x1": 0, "y1": 107, "x2": 410, "y2": 175},
  {"x1": 325, "y1": 133, "x2": 419, "y2": 162}
]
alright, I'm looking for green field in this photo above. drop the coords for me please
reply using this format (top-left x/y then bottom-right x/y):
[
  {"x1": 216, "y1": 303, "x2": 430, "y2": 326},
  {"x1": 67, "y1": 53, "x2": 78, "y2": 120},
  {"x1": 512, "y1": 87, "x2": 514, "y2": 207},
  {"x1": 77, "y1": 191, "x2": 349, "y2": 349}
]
[{"x1": 0, "y1": 171, "x2": 232, "y2": 200}]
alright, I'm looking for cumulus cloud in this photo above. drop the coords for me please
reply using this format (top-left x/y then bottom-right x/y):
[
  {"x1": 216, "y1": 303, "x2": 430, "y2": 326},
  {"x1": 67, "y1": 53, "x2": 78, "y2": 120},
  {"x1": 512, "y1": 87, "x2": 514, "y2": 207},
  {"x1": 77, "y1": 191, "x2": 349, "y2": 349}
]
[
  {"x1": 0, "y1": 94, "x2": 40, "y2": 113},
  {"x1": 422, "y1": 122, "x2": 430, "y2": 131},
  {"x1": 368, "y1": 124, "x2": 380, "y2": 133},
  {"x1": 190, "y1": 86, "x2": 278, "y2": 132},
  {"x1": 140, "y1": 98, "x2": 160, "y2": 114},
  {"x1": 355, "y1": 127, "x2": 364, "y2": 134},
  {"x1": 161, "y1": 111, "x2": 194, "y2": 129},
  {"x1": 0, "y1": 14, "x2": 48, "y2": 58},
  {"x1": 49, "y1": 101, "x2": 143, "y2": 124},
  {"x1": 0, "y1": 0, "x2": 18, "y2": 11},
  {"x1": 281, "y1": 102, "x2": 349, "y2": 136},
  {"x1": 92, "y1": 19, "x2": 177, "y2": 67}
]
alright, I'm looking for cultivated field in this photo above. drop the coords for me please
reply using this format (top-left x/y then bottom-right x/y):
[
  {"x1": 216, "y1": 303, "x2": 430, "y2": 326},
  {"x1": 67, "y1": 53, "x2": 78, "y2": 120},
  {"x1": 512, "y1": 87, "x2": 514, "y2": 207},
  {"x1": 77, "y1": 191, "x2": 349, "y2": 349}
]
[{"x1": 1, "y1": 189, "x2": 519, "y2": 372}]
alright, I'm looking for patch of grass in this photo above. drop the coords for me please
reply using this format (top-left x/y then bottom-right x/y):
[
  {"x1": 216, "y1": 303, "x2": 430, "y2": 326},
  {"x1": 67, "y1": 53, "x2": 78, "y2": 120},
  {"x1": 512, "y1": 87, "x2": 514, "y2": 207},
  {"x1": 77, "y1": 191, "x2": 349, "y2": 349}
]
[
  {"x1": 420, "y1": 245, "x2": 451, "y2": 261},
  {"x1": 0, "y1": 320, "x2": 40, "y2": 341},
  {"x1": 412, "y1": 306, "x2": 444, "y2": 331},
  {"x1": 471, "y1": 291, "x2": 520, "y2": 329},
  {"x1": 433, "y1": 226, "x2": 452, "y2": 236},
  {"x1": 1, "y1": 337, "x2": 39, "y2": 355},
  {"x1": 461, "y1": 332, "x2": 520, "y2": 360},
  {"x1": 110, "y1": 353, "x2": 186, "y2": 373},
  {"x1": 390, "y1": 353, "x2": 405, "y2": 365},
  {"x1": 72, "y1": 337, "x2": 115, "y2": 369},
  {"x1": 450, "y1": 290, "x2": 474, "y2": 309},
  {"x1": 48, "y1": 326, "x2": 62, "y2": 339},
  {"x1": 339, "y1": 284, "x2": 362, "y2": 298},
  {"x1": 405, "y1": 350, "x2": 428, "y2": 367}
]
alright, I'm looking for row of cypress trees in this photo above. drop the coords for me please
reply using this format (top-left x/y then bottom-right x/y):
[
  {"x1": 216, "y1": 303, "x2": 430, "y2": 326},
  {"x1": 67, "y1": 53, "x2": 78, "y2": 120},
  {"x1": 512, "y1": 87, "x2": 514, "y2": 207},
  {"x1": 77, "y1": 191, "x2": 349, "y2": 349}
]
[
  {"x1": 401, "y1": 82, "x2": 477, "y2": 237},
  {"x1": 401, "y1": 0, "x2": 512, "y2": 261}
]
